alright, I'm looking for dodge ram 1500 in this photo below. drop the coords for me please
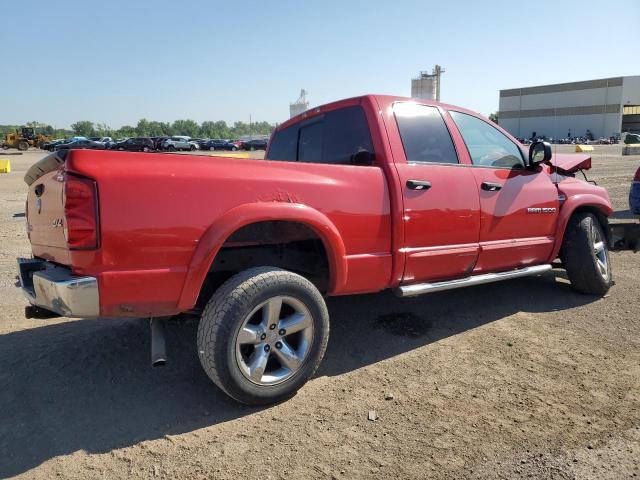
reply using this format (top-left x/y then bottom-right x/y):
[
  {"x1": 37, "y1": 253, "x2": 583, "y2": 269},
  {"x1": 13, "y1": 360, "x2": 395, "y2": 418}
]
[{"x1": 18, "y1": 94, "x2": 631, "y2": 404}]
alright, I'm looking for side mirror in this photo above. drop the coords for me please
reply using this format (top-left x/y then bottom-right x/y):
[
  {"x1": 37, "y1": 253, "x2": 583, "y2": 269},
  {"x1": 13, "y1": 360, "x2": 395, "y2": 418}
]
[{"x1": 529, "y1": 140, "x2": 552, "y2": 167}]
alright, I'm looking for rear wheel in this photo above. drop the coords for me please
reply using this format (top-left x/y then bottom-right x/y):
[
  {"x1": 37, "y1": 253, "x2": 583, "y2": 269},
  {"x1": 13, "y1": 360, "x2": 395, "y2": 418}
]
[
  {"x1": 197, "y1": 267, "x2": 330, "y2": 405},
  {"x1": 209, "y1": 146, "x2": 215, "y2": 151},
  {"x1": 1, "y1": 144, "x2": 8, "y2": 150},
  {"x1": 168, "y1": 145, "x2": 176, "y2": 151},
  {"x1": 143, "y1": 146, "x2": 150, "y2": 152},
  {"x1": 560, "y1": 212, "x2": 612, "y2": 295}
]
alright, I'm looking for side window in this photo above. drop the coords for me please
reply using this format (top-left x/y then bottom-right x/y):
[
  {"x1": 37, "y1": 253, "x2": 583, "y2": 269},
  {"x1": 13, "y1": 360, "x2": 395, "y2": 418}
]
[
  {"x1": 449, "y1": 111, "x2": 524, "y2": 169},
  {"x1": 322, "y1": 106, "x2": 374, "y2": 165},
  {"x1": 393, "y1": 103, "x2": 458, "y2": 164},
  {"x1": 266, "y1": 105, "x2": 374, "y2": 165},
  {"x1": 298, "y1": 121, "x2": 323, "y2": 163},
  {"x1": 267, "y1": 125, "x2": 298, "y2": 161}
]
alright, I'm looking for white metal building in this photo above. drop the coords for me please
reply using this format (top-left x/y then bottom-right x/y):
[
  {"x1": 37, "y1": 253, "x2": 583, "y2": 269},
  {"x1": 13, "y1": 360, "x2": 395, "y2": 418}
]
[
  {"x1": 498, "y1": 76, "x2": 640, "y2": 139},
  {"x1": 411, "y1": 65, "x2": 444, "y2": 101},
  {"x1": 290, "y1": 89, "x2": 309, "y2": 118}
]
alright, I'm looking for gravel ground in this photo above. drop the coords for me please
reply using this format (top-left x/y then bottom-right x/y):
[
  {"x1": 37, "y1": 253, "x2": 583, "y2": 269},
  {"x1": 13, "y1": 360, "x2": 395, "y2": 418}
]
[{"x1": 0, "y1": 146, "x2": 638, "y2": 479}]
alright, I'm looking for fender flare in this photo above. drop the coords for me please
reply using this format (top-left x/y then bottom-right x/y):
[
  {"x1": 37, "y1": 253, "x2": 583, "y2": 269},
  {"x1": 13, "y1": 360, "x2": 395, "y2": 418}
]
[
  {"x1": 548, "y1": 194, "x2": 613, "y2": 261},
  {"x1": 177, "y1": 202, "x2": 348, "y2": 310}
]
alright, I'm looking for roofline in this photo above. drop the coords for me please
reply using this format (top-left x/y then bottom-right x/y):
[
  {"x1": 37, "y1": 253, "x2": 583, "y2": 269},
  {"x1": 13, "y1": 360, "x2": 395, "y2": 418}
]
[
  {"x1": 276, "y1": 94, "x2": 485, "y2": 132},
  {"x1": 499, "y1": 76, "x2": 640, "y2": 98}
]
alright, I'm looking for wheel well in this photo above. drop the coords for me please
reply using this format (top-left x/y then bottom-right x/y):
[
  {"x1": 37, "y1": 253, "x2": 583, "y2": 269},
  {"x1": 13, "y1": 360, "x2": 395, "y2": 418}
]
[
  {"x1": 569, "y1": 206, "x2": 610, "y2": 244},
  {"x1": 196, "y1": 221, "x2": 330, "y2": 309}
]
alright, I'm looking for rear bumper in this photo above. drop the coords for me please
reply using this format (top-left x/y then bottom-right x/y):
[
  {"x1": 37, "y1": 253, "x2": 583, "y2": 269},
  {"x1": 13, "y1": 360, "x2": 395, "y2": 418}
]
[{"x1": 17, "y1": 258, "x2": 100, "y2": 318}]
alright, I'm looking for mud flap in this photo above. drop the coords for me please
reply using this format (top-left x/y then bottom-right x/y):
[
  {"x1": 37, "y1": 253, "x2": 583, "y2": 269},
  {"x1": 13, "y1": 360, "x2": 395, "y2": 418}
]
[{"x1": 609, "y1": 222, "x2": 640, "y2": 252}]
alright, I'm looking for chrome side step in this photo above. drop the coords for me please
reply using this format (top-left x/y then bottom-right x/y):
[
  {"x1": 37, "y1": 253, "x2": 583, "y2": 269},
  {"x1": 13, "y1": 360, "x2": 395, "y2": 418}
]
[{"x1": 395, "y1": 264, "x2": 552, "y2": 298}]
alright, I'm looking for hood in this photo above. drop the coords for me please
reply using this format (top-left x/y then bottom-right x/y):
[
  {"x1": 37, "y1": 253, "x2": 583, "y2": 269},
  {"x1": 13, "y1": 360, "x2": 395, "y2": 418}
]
[{"x1": 550, "y1": 153, "x2": 591, "y2": 174}]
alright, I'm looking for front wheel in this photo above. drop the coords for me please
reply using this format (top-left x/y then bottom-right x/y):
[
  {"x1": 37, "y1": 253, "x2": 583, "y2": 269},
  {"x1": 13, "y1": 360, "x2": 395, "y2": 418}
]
[
  {"x1": 197, "y1": 267, "x2": 330, "y2": 405},
  {"x1": 560, "y1": 212, "x2": 612, "y2": 295}
]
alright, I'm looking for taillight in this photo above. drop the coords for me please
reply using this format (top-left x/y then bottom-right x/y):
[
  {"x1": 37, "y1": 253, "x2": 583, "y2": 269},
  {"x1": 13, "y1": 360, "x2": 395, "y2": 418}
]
[
  {"x1": 63, "y1": 173, "x2": 99, "y2": 249},
  {"x1": 634, "y1": 167, "x2": 640, "y2": 182}
]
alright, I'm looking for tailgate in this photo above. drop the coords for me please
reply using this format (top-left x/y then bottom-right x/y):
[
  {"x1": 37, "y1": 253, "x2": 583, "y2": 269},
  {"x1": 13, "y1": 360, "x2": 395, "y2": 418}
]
[{"x1": 26, "y1": 168, "x2": 71, "y2": 265}]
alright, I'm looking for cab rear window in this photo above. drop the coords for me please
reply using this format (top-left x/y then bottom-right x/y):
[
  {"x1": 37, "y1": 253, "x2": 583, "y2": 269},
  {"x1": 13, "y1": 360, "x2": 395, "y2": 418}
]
[{"x1": 266, "y1": 105, "x2": 374, "y2": 165}]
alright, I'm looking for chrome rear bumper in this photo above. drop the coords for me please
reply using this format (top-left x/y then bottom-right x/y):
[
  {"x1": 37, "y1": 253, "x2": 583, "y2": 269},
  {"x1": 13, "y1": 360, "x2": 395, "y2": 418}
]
[{"x1": 17, "y1": 258, "x2": 99, "y2": 318}]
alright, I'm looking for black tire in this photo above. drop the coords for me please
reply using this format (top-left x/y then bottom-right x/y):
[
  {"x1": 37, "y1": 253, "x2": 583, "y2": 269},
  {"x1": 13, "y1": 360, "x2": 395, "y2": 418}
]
[
  {"x1": 209, "y1": 146, "x2": 215, "y2": 151},
  {"x1": 143, "y1": 146, "x2": 150, "y2": 152},
  {"x1": 168, "y1": 145, "x2": 176, "y2": 152},
  {"x1": 231, "y1": 146, "x2": 238, "y2": 151},
  {"x1": 197, "y1": 267, "x2": 330, "y2": 405},
  {"x1": 17, "y1": 140, "x2": 29, "y2": 151},
  {"x1": 1, "y1": 144, "x2": 8, "y2": 150},
  {"x1": 560, "y1": 212, "x2": 612, "y2": 295}
]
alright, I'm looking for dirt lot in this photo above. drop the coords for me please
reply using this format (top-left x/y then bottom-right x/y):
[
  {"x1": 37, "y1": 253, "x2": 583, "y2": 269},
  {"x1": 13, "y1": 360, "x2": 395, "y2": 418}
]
[{"x1": 0, "y1": 147, "x2": 638, "y2": 479}]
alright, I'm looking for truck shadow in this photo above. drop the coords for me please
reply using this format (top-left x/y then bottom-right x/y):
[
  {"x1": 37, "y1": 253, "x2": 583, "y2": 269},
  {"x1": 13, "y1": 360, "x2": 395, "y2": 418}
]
[{"x1": 0, "y1": 269, "x2": 597, "y2": 477}]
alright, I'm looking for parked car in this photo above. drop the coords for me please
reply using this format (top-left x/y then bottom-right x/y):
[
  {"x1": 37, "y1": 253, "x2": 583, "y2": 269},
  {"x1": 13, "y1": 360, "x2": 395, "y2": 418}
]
[
  {"x1": 161, "y1": 136, "x2": 198, "y2": 151},
  {"x1": 241, "y1": 138, "x2": 268, "y2": 150},
  {"x1": 189, "y1": 138, "x2": 210, "y2": 150},
  {"x1": 41, "y1": 139, "x2": 67, "y2": 151},
  {"x1": 54, "y1": 139, "x2": 106, "y2": 151},
  {"x1": 202, "y1": 139, "x2": 238, "y2": 151},
  {"x1": 18, "y1": 94, "x2": 640, "y2": 406},
  {"x1": 111, "y1": 137, "x2": 155, "y2": 152},
  {"x1": 630, "y1": 165, "x2": 640, "y2": 215},
  {"x1": 150, "y1": 136, "x2": 169, "y2": 151}
]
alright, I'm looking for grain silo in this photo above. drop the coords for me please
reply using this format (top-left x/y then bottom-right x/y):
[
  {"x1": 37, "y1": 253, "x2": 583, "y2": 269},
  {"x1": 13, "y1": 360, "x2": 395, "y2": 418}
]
[
  {"x1": 290, "y1": 89, "x2": 309, "y2": 118},
  {"x1": 411, "y1": 65, "x2": 444, "y2": 101}
]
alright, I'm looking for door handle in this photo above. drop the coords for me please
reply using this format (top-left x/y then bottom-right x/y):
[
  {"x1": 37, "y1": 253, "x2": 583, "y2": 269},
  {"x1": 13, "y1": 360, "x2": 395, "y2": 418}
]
[
  {"x1": 481, "y1": 181, "x2": 503, "y2": 191},
  {"x1": 407, "y1": 179, "x2": 432, "y2": 191}
]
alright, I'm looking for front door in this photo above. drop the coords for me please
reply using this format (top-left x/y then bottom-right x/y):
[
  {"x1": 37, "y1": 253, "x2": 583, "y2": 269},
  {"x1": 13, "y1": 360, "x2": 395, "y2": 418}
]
[
  {"x1": 448, "y1": 111, "x2": 559, "y2": 273},
  {"x1": 391, "y1": 102, "x2": 481, "y2": 284}
]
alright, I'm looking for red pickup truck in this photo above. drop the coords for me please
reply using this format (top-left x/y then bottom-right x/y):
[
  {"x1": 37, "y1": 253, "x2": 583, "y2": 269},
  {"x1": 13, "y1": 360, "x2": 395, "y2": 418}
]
[{"x1": 18, "y1": 95, "x2": 621, "y2": 405}]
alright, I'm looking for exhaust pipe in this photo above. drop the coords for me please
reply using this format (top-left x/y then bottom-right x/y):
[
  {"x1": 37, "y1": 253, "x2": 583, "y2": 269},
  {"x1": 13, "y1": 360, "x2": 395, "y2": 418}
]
[{"x1": 150, "y1": 318, "x2": 167, "y2": 367}]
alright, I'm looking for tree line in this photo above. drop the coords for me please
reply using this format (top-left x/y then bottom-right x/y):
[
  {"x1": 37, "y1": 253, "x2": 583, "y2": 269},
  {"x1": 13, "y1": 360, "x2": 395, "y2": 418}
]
[{"x1": 1, "y1": 118, "x2": 277, "y2": 140}]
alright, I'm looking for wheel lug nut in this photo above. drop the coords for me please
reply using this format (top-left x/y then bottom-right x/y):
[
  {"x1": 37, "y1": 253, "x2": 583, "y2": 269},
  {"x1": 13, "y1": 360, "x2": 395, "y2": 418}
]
[
  {"x1": 264, "y1": 345, "x2": 271, "y2": 352},
  {"x1": 269, "y1": 324, "x2": 276, "y2": 330},
  {"x1": 275, "y1": 341, "x2": 282, "y2": 349},
  {"x1": 260, "y1": 333, "x2": 267, "y2": 340},
  {"x1": 278, "y1": 329, "x2": 286, "y2": 336}
]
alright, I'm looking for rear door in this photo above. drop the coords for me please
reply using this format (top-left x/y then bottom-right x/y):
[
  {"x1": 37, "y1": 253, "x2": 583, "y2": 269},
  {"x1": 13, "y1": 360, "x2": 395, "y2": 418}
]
[
  {"x1": 389, "y1": 102, "x2": 481, "y2": 284},
  {"x1": 447, "y1": 110, "x2": 559, "y2": 273}
]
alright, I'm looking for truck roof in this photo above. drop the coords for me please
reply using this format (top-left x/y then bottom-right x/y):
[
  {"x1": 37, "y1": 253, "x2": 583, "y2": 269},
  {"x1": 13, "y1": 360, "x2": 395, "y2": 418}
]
[{"x1": 277, "y1": 94, "x2": 483, "y2": 132}]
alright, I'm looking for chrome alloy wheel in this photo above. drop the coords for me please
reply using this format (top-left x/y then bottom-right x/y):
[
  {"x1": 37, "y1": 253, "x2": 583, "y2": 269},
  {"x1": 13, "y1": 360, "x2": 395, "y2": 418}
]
[
  {"x1": 235, "y1": 296, "x2": 314, "y2": 386},
  {"x1": 592, "y1": 223, "x2": 609, "y2": 280}
]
